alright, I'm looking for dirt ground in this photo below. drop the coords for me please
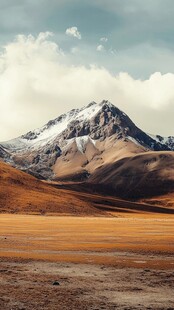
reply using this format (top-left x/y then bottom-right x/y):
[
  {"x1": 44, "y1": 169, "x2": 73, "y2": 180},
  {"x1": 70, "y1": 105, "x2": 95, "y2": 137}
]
[
  {"x1": 0, "y1": 259, "x2": 174, "y2": 310},
  {"x1": 0, "y1": 214, "x2": 174, "y2": 309}
]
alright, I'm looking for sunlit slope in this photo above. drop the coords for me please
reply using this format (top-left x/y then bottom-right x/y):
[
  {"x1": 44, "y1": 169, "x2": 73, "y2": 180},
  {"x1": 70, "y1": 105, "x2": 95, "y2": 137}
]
[{"x1": 0, "y1": 161, "x2": 103, "y2": 215}]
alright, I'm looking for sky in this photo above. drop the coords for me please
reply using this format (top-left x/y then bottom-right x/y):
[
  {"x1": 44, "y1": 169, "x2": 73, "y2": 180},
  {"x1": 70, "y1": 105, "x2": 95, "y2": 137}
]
[{"x1": 1, "y1": 0, "x2": 174, "y2": 141}]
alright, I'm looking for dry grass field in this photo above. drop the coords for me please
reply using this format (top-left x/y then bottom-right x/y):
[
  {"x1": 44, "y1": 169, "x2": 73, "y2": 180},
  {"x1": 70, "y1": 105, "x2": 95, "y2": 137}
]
[
  {"x1": 0, "y1": 214, "x2": 174, "y2": 266},
  {"x1": 0, "y1": 214, "x2": 174, "y2": 309}
]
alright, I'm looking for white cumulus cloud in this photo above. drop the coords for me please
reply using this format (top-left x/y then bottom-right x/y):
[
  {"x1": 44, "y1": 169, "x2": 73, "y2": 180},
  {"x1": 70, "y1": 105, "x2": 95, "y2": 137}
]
[
  {"x1": 0, "y1": 32, "x2": 174, "y2": 141},
  {"x1": 100, "y1": 37, "x2": 108, "y2": 42},
  {"x1": 97, "y1": 44, "x2": 104, "y2": 52},
  {"x1": 65, "y1": 26, "x2": 81, "y2": 39}
]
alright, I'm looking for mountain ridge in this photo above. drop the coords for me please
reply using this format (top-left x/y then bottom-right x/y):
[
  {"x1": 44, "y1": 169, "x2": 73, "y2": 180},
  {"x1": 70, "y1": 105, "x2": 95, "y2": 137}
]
[
  {"x1": 1, "y1": 100, "x2": 172, "y2": 150},
  {"x1": 0, "y1": 100, "x2": 174, "y2": 190}
]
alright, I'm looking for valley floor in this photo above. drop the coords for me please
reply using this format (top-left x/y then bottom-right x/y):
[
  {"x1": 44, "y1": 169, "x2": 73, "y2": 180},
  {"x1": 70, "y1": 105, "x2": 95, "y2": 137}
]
[{"x1": 0, "y1": 214, "x2": 174, "y2": 309}]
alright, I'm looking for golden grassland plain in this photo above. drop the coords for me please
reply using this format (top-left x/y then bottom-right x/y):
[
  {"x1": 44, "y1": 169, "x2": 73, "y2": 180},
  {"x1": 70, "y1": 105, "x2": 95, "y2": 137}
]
[{"x1": 0, "y1": 214, "x2": 174, "y2": 269}]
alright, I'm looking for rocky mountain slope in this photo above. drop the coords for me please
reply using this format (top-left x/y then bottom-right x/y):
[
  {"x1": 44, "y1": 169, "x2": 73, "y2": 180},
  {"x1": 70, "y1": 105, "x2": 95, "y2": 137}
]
[{"x1": 0, "y1": 100, "x2": 173, "y2": 182}]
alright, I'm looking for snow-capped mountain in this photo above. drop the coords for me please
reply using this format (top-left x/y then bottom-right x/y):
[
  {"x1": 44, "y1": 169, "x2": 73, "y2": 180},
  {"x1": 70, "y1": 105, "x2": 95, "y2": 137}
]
[{"x1": 0, "y1": 100, "x2": 173, "y2": 180}]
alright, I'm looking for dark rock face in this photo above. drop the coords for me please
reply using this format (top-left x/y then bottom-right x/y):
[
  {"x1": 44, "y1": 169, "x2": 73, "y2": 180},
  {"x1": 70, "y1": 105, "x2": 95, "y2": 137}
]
[
  {"x1": 0, "y1": 146, "x2": 10, "y2": 160},
  {"x1": 156, "y1": 135, "x2": 174, "y2": 150},
  {"x1": 21, "y1": 131, "x2": 40, "y2": 141},
  {"x1": 22, "y1": 144, "x2": 62, "y2": 179},
  {"x1": 60, "y1": 102, "x2": 170, "y2": 151},
  {"x1": 167, "y1": 136, "x2": 174, "y2": 149}
]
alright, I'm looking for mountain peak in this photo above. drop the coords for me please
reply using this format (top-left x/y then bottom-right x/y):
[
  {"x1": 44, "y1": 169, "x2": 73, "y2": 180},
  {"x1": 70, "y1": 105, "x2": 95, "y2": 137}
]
[
  {"x1": 85, "y1": 101, "x2": 97, "y2": 108},
  {"x1": 98, "y1": 100, "x2": 127, "y2": 116},
  {"x1": 85, "y1": 100, "x2": 115, "y2": 110},
  {"x1": 100, "y1": 99, "x2": 112, "y2": 106},
  {"x1": 0, "y1": 99, "x2": 173, "y2": 180},
  {"x1": 1, "y1": 99, "x2": 171, "y2": 151}
]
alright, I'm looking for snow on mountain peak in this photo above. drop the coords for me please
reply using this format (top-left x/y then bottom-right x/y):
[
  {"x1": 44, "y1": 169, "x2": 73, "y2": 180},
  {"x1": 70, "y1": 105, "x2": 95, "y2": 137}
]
[
  {"x1": 76, "y1": 136, "x2": 95, "y2": 153},
  {"x1": 26, "y1": 100, "x2": 116, "y2": 144},
  {"x1": 1, "y1": 100, "x2": 112, "y2": 151},
  {"x1": 76, "y1": 101, "x2": 103, "y2": 121}
]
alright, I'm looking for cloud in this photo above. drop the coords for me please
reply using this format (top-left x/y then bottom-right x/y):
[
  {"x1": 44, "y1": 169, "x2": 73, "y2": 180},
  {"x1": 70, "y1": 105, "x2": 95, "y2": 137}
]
[
  {"x1": 97, "y1": 44, "x2": 104, "y2": 52},
  {"x1": 0, "y1": 32, "x2": 174, "y2": 141},
  {"x1": 100, "y1": 37, "x2": 108, "y2": 42},
  {"x1": 65, "y1": 26, "x2": 81, "y2": 39},
  {"x1": 110, "y1": 48, "x2": 117, "y2": 55},
  {"x1": 71, "y1": 46, "x2": 79, "y2": 54}
]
